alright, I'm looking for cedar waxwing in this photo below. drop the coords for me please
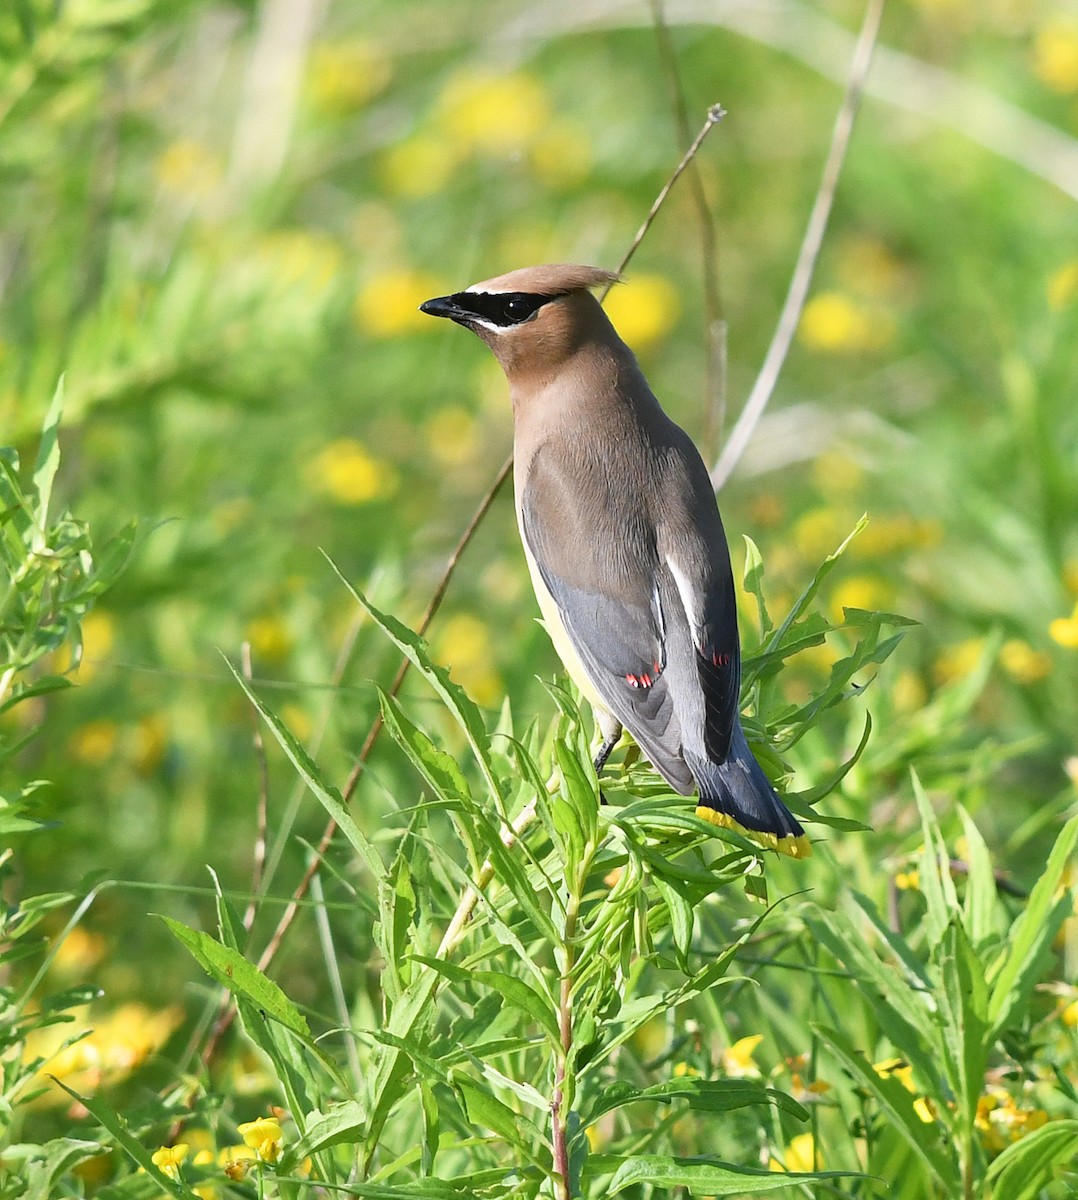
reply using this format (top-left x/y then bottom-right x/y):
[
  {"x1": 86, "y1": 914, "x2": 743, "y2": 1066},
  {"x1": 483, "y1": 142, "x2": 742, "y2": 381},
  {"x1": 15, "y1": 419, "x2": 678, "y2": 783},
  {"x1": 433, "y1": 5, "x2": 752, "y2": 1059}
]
[{"x1": 421, "y1": 264, "x2": 809, "y2": 859}]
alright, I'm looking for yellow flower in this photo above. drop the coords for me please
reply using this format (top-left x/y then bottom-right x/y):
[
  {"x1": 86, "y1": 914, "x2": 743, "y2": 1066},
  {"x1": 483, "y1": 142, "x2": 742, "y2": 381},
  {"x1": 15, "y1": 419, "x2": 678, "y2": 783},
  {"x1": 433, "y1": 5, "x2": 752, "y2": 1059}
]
[
  {"x1": 437, "y1": 70, "x2": 550, "y2": 156},
  {"x1": 257, "y1": 230, "x2": 341, "y2": 295},
  {"x1": 155, "y1": 139, "x2": 222, "y2": 198},
  {"x1": 1034, "y1": 22, "x2": 1078, "y2": 94},
  {"x1": 933, "y1": 637, "x2": 987, "y2": 685},
  {"x1": 603, "y1": 275, "x2": 680, "y2": 350},
  {"x1": 1000, "y1": 639, "x2": 1051, "y2": 684},
  {"x1": 220, "y1": 1145, "x2": 255, "y2": 1181},
  {"x1": 1061, "y1": 998, "x2": 1078, "y2": 1027},
  {"x1": 976, "y1": 1086, "x2": 1050, "y2": 1153},
  {"x1": 721, "y1": 1034, "x2": 763, "y2": 1079},
  {"x1": 894, "y1": 869, "x2": 920, "y2": 891},
  {"x1": 52, "y1": 926, "x2": 106, "y2": 976},
  {"x1": 132, "y1": 714, "x2": 169, "y2": 774},
  {"x1": 281, "y1": 703, "x2": 312, "y2": 743},
  {"x1": 306, "y1": 438, "x2": 398, "y2": 505},
  {"x1": 830, "y1": 574, "x2": 896, "y2": 621},
  {"x1": 799, "y1": 291, "x2": 893, "y2": 353},
  {"x1": 432, "y1": 613, "x2": 501, "y2": 706},
  {"x1": 770, "y1": 1132, "x2": 818, "y2": 1173},
  {"x1": 379, "y1": 136, "x2": 460, "y2": 199},
  {"x1": 1049, "y1": 602, "x2": 1078, "y2": 649},
  {"x1": 812, "y1": 451, "x2": 864, "y2": 495},
  {"x1": 793, "y1": 506, "x2": 852, "y2": 561},
  {"x1": 307, "y1": 39, "x2": 391, "y2": 116},
  {"x1": 76, "y1": 609, "x2": 116, "y2": 682},
  {"x1": 1048, "y1": 260, "x2": 1078, "y2": 311},
  {"x1": 238, "y1": 1116, "x2": 283, "y2": 1164},
  {"x1": 70, "y1": 720, "x2": 118, "y2": 765},
  {"x1": 152, "y1": 1144, "x2": 188, "y2": 1180},
  {"x1": 835, "y1": 235, "x2": 906, "y2": 298},
  {"x1": 892, "y1": 669, "x2": 928, "y2": 713},
  {"x1": 246, "y1": 615, "x2": 293, "y2": 663},
  {"x1": 1063, "y1": 559, "x2": 1078, "y2": 597},
  {"x1": 424, "y1": 406, "x2": 480, "y2": 468},
  {"x1": 354, "y1": 269, "x2": 447, "y2": 337},
  {"x1": 529, "y1": 119, "x2": 592, "y2": 187}
]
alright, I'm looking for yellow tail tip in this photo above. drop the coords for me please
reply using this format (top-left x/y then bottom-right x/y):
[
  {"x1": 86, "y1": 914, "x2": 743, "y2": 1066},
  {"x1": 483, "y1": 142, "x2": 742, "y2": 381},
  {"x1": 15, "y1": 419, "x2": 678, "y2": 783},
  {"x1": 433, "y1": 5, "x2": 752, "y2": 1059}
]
[{"x1": 695, "y1": 805, "x2": 813, "y2": 859}]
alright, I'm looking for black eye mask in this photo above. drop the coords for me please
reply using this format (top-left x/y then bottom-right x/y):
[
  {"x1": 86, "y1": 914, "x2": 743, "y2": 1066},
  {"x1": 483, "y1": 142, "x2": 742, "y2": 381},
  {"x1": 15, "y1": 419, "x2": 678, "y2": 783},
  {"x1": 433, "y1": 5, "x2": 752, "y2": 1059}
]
[{"x1": 455, "y1": 291, "x2": 551, "y2": 327}]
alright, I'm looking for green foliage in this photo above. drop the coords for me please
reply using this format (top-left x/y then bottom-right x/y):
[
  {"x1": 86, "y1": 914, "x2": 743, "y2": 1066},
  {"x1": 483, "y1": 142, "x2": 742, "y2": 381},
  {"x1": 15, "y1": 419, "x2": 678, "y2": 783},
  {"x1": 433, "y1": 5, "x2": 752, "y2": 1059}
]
[
  {"x1": 1, "y1": 3, "x2": 1077, "y2": 1198},
  {"x1": 1, "y1": 397, "x2": 132, "y2": 1198}
]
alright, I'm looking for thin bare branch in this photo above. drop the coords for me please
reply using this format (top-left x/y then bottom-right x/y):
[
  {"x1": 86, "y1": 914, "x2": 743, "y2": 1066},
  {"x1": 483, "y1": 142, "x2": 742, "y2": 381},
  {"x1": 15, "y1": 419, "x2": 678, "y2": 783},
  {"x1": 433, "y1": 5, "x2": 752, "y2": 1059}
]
[
  {"x1": 647, "y1": 0, "x2": 727, "y2": 461},
  {"x1": 603, "y1": 102, "x2": 727, "y2": 298},
  {"x1": 710, "y1": 0, "x2": 886, "y2": 489}
]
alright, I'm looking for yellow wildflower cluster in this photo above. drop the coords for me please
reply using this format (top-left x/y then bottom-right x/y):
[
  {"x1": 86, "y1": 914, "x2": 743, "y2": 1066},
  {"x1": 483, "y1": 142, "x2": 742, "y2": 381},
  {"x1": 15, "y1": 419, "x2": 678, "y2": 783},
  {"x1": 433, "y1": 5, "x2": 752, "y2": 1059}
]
[
  {"x1": 975, "y1": 1087, "x2": 1049, "y2": 1154},
  {"x1": 830, "y1": 574, "x2": 896, "y2": 622},
  {"x1": 999, "y1": 638, "x2": 1052, "y2": 685},
  {"x1": 1033, "y1": 22, "x2": 1078, "y2": 94},
  {"x1": 933, "y1": 637, "x2": 987, "y2": 685},
  {"x1": 1050, "y1": 601, "x2": 1078, "y2": 649},
  {"x1": 354, "y1": 268, "x2": 447, "y2": 338},
  {"x1": 154, "y1": 138, "x2": 223, "y2": 199},
  {"x1": 306, "y1": 437, "x2": 398, "y2": 504},
  {"x1": 874, "y1": 1057, "x2": 936, "y2": 1123},
  {"x1": 799, "y1": 292, "x2": 894, "y2": 354},
  {"x1": 720, "y1": 1034, "x2": 763, "y2": 1079},
  {"x1": 307, "y1": 39, "x2": 391, "y2": 116},
  {"x1": 256, "y1": 230, "x2": 341, "y2": 296},
  {"x1": 432, "y1": 613, "x2": 501, "y2": 707},
  {"x1": 603, "y1": 275, "x2": 681, "y2": 351},
  {"x1": 380, "y1": 69, "x2": 591, "y2": 198},
  {"x1": 25, "y1": 1003, "x2": 182, "y2": 1104},
  {"x1": 769, "y1": 1132, "x2": 818, "y2": 1173}
]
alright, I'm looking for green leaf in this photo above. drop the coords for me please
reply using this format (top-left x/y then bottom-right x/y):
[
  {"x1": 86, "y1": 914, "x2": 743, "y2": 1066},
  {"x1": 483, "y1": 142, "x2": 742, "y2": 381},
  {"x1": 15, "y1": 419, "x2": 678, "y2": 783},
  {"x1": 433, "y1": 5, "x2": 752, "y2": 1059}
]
[
  {"x1": 584, "y1": 1078, "x2": 808, "y2": 1125},
  {"x1": 411, "y1": 954, "x2": 560, "y2": 1045},
  {"x1": 282, "y1": 1101, "x2": 366, "y2": 1168},
  {"x1": 378, "y1": 690, "x2": 473, "y2": 805},
  {"x1": 987, "y1": 814, "x2": 1078, "y2": 1035},
  {"x1": 652, "y1": 875, "x2": 694, "y2": 968},
  {"x1": 21, "y1": 1138, "x2": 104, "y2": 1200},
  {"x1": 985, "y1": 1119, "x2": 1078, "y2": 1199},
  {"x1": 741, "y1": 535, "x2": 772, "y2": 638},
  {"x1": 160, "y1": 916, "x2": 310, "y2": 1037},
  {"x1": 937, "y1": 920, "x2": 989, "y2": 1123},
  {"x1": 328, "y1": 561, "x2": 503, "y2": 805},
  {"x1": 912, "y1": 769, "x2": 960, "y2": 948},
  {"x1": 596, "y1": 1152, "x2": 864, "y2": 1193},
  {"x1": 958, "y1": 806, "x2": 998, "y2": 951},
  {"x1": 31, "y1": 378, "x2": 64, "y2": 534},
  {"x1": 224, "y1": 655, "x2": 384, "y2": 881},
  {"x1": 815, "y1": 1023, "x2": 959, "y2": 1192},
  {"x1": 453, "y1": 1078, "x2": 545, "y2": 1160}
]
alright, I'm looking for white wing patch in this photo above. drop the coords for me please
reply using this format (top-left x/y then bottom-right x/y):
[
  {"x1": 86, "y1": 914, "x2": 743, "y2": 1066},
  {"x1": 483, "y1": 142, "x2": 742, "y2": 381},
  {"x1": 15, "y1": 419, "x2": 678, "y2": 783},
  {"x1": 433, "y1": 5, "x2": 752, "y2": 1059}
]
[{"x1": 666, "y1": 559, "x2": 701, "y2": 635}]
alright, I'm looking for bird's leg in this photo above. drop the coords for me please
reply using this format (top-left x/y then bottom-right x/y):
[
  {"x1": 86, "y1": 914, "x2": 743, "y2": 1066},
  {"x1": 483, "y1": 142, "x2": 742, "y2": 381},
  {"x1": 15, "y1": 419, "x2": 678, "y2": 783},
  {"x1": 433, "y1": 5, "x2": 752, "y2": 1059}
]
[
  {"x1": 593, "y1": 717, "x2": 623, "y2": 800},
  {"x1": 593, "y1": 733, "x2": 621, "y2": 776}
]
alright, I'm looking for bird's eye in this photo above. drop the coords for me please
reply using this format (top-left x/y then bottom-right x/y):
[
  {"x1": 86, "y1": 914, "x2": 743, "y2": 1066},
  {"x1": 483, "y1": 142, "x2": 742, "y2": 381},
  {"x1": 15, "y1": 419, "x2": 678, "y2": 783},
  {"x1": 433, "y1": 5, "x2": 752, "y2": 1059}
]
[{"x1": 499, "y1": 294, "x2": 544, "y2": 324}]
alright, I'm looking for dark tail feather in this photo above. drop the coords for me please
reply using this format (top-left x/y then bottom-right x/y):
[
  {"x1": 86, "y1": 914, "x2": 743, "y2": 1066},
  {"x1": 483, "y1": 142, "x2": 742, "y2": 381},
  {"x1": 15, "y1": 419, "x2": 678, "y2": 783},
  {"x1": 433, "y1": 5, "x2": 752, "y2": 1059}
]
[{"x1": 686, "y1": 724, "x2": 811, "y2": 859}]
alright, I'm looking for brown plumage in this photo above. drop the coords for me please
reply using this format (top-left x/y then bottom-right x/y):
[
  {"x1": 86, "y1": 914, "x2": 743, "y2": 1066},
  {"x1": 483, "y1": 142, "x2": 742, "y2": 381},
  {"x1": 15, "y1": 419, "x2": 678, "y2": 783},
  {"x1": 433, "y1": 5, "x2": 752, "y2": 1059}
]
[{"x1": 420, "y1": 264, "x2": 810, "y2": 858}]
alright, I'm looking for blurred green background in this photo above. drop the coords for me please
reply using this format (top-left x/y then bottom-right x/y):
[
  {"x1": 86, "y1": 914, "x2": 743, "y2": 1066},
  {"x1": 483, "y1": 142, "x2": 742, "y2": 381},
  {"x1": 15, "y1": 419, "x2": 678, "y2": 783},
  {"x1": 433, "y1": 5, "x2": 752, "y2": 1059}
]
[{"x1": 4, "y1": 0, "x2": 1077, "y2": 1035}]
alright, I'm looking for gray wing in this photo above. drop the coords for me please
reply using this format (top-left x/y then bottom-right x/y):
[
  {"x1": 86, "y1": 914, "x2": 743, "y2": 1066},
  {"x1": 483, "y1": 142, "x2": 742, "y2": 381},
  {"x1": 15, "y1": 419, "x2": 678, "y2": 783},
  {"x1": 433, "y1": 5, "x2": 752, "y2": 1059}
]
[{"x1": 520, "y1": 441, "x2": 694, "y2": 792}]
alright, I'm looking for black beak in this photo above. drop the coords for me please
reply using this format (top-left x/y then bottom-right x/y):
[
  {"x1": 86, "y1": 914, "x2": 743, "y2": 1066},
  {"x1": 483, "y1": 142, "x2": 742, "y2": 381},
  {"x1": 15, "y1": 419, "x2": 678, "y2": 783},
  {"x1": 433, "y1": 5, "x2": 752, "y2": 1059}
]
[{"x1": 419, "y1": 294, "x2": 469, "y2": 321}]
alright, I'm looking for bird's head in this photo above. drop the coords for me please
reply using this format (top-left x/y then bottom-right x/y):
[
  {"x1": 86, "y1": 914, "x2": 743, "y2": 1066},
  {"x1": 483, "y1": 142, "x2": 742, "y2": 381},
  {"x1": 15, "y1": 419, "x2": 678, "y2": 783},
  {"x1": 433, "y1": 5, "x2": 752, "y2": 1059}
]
[{"x1": 420, "y1": 263, "x2": 621, "y2": 380}]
